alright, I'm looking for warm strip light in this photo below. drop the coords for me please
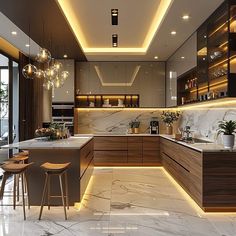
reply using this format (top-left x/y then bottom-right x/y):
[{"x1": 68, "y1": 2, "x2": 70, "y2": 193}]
[
  {"x1": 94, "y1": 65, "x2": 141, "y2": 86},
  {"x1": 56, "y1": 0, "x2": 173, "y2": 55},
  {"x1": 197, "y1": 47, "x2": 207, "y2": 56},
  {"x1": 74, "y1": 176, "x2": 94, "y2": 211},
  {"x1": 208, "y1": 55, "x2": 236, "y2": 69},
  {"x1": 209, "y1": 79, "x2": 227, "y2": 87}
]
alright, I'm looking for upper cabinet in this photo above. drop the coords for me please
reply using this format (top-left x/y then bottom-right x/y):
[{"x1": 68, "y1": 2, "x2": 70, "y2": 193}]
[
  {"x1": 177, "y1": 0, "x2": 236, "y2": 106},
  {"x1": 76, "y1": 62, "x2": 165, "y2": 108}
]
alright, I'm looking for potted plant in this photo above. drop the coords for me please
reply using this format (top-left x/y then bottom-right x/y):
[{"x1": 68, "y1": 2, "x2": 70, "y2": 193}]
[
  {"x1": 129, "y1": 120, "x2": 140, "y2": 134},
  {"x1": 217, "y1": 120, "x2": 236, "y2": 149},
  {"x1": 161, "y1": 111, "x2": 180, "y2": 135}
]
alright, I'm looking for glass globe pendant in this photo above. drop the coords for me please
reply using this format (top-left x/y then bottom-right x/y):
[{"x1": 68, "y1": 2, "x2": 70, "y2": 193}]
[
  {"x1": 35, "y1": 69, "x2": 45, "y2": 79},
  {"x1": 61, "y1": 71, "x2": 69, "y2": 80},
  {"x1": 36, "y1": 48, "x2": 51, "y2": 63},
  {"x1": 43, "y1": 80, "x2": 53, "y2": 90},
  {"x1": 53, "y1": 61, "x2": 63, "y2": 71},
  {"x1": 45, "y1": 66, "x2": 56, "y2": 80},
  {"x1": 22, "y1": 63, "x2": 37, "y2": 79}
]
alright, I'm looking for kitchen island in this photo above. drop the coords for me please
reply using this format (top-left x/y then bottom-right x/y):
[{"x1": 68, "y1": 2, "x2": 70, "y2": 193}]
[{"x1": 2, "y1": 137, "x2": 94, "y2": 206}]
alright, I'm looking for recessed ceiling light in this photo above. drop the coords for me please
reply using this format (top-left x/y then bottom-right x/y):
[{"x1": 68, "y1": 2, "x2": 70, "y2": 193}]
[
  {"x1": 112, "y1": 34, "x2": 118, "y2": 47},
  {"x1": 204, "y1": 35, "x2": 207, "y2": 38},
  {"x1": 154, "y1": 56, "x2": 158, "y2": 59},
  {"x1": 111, "y1": 9, "x2": 118, "y2": 25},
  {"x1": 25, "y1": 44, "x2": 30, "y2": 47},
  {"x1": 181, "y1": 56, "x2": 185, "y2": 59},
  {"x1": 182, "y1": 15, "x2": 190, "y2": 20},
  {"x1": 171, "y1": 31, "x2": 176, "y2": 35},
  {"x1": 63, "y1": 54, "x2": 68, "y2": 58},
  {"x1": 11, "y1": 31, "x2": 17, "y2": 35}
]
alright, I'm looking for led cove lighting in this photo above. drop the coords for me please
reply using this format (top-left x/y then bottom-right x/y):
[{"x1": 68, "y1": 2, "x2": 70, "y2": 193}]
[{"x1": 56, "y1": 0, "x2": 173, "y2": 54}]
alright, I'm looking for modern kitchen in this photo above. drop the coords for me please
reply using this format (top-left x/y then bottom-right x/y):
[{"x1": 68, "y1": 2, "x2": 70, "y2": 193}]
[{"x1": 1, "y1": 0, "x2": 236, "y2": 235}]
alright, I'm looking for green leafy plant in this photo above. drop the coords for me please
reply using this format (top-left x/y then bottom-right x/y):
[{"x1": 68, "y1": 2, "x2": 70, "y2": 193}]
[
  {"x1": 129, "y1": 120, "x2": 140, "y2": 128},
  {"x1": 217, "y1": 120, "x2": 236, "y2": 136},
  {"x1": 161, "y1": 111, "x2": 180, "y2": 125}
]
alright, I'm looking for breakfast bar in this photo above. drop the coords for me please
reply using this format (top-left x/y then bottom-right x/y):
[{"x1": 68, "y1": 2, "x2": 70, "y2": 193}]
[{"x1": 2, "y1": 137, "x2": 94, "y2": 206}]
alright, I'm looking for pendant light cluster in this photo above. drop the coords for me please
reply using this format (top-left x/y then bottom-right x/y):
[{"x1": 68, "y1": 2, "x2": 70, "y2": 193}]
[
  {"x1": 22, "y1": 47, "x2": 69, "y2": 90},
  {"x1": 22, "y1": 45, "x2": 69, "y2": 91}
]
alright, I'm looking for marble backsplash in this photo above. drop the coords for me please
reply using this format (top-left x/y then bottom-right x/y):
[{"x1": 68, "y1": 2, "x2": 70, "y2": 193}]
[{"x1": 76, "y1": 105, "x2": 236, "y2": 143}]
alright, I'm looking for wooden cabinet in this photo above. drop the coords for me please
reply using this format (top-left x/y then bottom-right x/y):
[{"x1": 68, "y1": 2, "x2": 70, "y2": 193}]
[
  {"x1": 143, "y1": 137, "x2": 161, "y2": 165},
  {"x1": 94, "y1": 137, "x2": 127, "y2": 150},
  {"x1": 80, "y1": 139, "x2": 94, "y2": 177},
  {"x1": 94, "y1": 136, "x2": 160, "y2": 166},
  {"x1": 128, "y1": 137, "x2": 142, "y2": 164},
  {"x1": 160, "y1": 138, "x2": 202, "y2": 205}
]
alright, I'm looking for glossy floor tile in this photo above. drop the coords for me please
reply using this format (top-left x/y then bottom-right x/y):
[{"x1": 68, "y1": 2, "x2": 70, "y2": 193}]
[{"x1": 1, "y1": 167, "x2": 236, "y2": 236}]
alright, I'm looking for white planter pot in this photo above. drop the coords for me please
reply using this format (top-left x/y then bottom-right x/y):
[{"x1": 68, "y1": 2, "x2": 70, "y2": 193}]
[{"x1": 222, "y1": 134, "x2": 235, "y2": 149}]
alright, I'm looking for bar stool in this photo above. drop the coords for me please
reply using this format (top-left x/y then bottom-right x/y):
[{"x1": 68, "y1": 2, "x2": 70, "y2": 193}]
[
  {"x1": 0, "y1": 162, "x2": 33, "y2": 220},
  {"x1": 9, "y1": 154, "x2": 29, "y2": 201},
  {"x1": 39, "y1": 162, "x2": 70, "y2": 220}
]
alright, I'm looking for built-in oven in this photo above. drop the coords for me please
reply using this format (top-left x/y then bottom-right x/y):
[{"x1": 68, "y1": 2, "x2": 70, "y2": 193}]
[{"x1": 50, "y1": 102, "x2": 74, "y2": 135}]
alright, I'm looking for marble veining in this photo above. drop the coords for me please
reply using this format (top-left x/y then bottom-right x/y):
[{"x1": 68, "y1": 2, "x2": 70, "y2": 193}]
[
  {"x1": 1, "y1": 167, "x2": 236, "y2": 235},
  {"x1": 76, "y1": 105, "x2": 236, "y2": 145}
]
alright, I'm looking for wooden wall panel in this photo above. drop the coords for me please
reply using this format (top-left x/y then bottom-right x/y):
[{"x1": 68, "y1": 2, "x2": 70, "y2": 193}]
[{"x1": 19, "y1": 52, "x2": 43, "y2": 140}]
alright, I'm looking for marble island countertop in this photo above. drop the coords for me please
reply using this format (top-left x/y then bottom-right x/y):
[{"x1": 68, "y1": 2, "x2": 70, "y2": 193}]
[{"x1": 1, "y1": 136, "x2": 93, "y2": 150}]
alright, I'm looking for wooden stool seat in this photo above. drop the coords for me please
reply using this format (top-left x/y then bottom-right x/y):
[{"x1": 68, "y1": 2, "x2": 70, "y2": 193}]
[
  {"x1": 0, "y1": 162, "x2": 33, "y2": 220},
  {"x1": 1, "y1": 163, "x2": 31, "y2": 174},
  {"x1": 10, "y1": 155, "x2": 29, "y2": 162},
  {"x1": 41, "y1": 162, "x2": 70, "y2": 173},
  {"x1": 18, "y1": 151, "x2": 29, "y2": 156},
  {"x1": 39, "y1": 162, "x2": 70, "y2": 220}
]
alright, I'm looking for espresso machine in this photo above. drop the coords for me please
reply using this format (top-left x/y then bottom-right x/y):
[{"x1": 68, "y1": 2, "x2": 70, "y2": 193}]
[{"x1": 150, "y1": 117, "x2": 159, "y2": 134}]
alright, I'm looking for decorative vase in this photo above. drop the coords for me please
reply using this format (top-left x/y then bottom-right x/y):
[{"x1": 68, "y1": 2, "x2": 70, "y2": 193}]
[
  {"x1": 134, "y1": 127, "x2": 139, "y2": 134},
  {"x1": 222, "y1": 134, "x2": 235, "y2": 149},
  {"x1": 166, "y1": 124, "x2": 173, "y2": 135}
]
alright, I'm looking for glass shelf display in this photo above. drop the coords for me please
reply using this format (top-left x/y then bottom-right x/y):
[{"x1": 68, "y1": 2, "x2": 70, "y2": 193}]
[
  {"x1": 178, "y1": 0, "x2": 236, "y2": 106},
  {"x1": 75, "y1": 94, "x2": 140, "y2": 108}
]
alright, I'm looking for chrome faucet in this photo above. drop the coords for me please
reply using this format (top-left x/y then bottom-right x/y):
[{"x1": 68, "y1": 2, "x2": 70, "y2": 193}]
[{"x1": 182, "y1": 126, "x2": 192, "y2": 141}]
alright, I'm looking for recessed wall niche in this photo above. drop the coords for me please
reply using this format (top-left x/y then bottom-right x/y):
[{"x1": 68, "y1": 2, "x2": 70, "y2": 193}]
[{"x1": 76, "y1": 61, "x2": 165, "y2": 108}]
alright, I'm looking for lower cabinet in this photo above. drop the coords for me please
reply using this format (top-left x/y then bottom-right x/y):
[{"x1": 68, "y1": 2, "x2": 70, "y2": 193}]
[
  {"x1": 160, "y1": 138, "x2": 202, "y2": 206},
  {"x1": 94, "y1": 136, "x2": 160, "y2": 166}
]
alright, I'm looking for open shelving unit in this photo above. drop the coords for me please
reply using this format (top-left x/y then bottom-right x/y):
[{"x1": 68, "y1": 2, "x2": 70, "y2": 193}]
[
  {"x1": 75, "y1": 94, "x2": 140, "y2": 108},
  {"x1": 178, "y1": 0, "x2": 236, "y2": 106}
]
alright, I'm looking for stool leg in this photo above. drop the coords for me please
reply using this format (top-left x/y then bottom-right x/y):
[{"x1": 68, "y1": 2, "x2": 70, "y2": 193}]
[
  {"x1": 0, "y1": 173, "x2": 9, "y2": 200},
  {"x1": 24, "y1": 172, "x2": 30, "y2": 210},
  {"x1": 39, "y1": 173, "x2": 49, "y2": 220},
  {"x1": 64, "y1": 172, "x2": 69, "y2": 210},
  {"x1": 21, "y1": 173, "x2": 26, "y2": 220},
  {"x1": 59, "y1": 174, "x2": 67, "y2": 220},
  {"x1": 16, "y1": 174, "x2": 20, "y2": 202},
  {"x1": 13, "y1": 174, "x2": 17, "y2": 210},
  {"x1": 47, "y1": 175, "x2": 51, "y2": 210}
]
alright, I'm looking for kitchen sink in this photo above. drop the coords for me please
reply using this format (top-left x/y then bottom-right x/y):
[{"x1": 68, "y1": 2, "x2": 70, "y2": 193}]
[{"x1": 182, "y1": 138, "x2": 213, "y2": 144}]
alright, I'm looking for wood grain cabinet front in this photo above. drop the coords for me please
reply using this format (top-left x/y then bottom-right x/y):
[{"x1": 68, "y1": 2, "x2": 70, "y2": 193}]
[
  {"x1": 128, "y1": 137, "x2": 142, "y2": 164},
  {"x1": 160, "y1": 138, "x2": 202, "y2": 206},
  {"x1": 94, "y1": 136, "x2": 161, "y2": 166},
  {"x1": 143, "y1": 137, "x2": 161, "y2": 165},
  {"x1": 94, "y1": 137, "x2": 127, "y2": 150}
]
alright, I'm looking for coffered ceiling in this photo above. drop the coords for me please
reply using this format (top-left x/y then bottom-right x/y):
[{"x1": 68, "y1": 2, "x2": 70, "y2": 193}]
[{"x1": 0, "y1": 0, "x2": 224, "y2": 61}]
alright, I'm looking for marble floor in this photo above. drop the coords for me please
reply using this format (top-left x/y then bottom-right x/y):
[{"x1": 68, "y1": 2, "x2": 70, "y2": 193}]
[{"x1": 1, "y1": 167, "x2": 236, "y2": 236}]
